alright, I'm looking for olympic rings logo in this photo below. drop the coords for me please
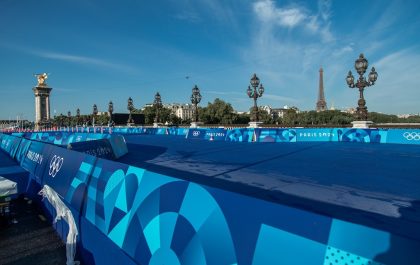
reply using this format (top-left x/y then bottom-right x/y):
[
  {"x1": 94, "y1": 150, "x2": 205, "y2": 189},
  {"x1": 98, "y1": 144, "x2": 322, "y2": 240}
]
[
  {"x1": 49, "y1": 155, "x2": 64, "y2": 177},
  {"x1": 403, "y1": 132, "x2": 420, "y2": 141},
  {"x1": 192, "y1": 131, "x2": 200, "y2": 137}
]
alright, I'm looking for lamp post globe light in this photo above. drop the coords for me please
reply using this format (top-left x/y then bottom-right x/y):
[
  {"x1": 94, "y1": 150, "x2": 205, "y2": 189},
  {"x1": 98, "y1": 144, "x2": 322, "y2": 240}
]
[
  {"x1": 127, "y1": 97, "x2": 134, "y2": 125},
  {"x1": 153, "y1": 92, "x2": 162, "y2": 127},
  {"x1": 247, "y1": 73, "x2": 265, "y2": 127},
  {"x1": 108, "y1": 101, "x2": 114, "y2": 126},
  {"x1": 92, "y1": 104, "x2": 98, "y2": 127},
  {"x1": 346, "y1": 53, "x2": 378, "y2": 128},
  {"x1": 190, "y1": 85, "x2": 202, "y2": 126}
]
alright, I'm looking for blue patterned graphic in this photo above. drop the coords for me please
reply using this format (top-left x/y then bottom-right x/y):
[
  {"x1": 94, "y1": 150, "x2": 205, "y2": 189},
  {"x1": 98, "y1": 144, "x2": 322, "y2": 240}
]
[
  {"x1": 338, "y1": 129, "x2": 387, "y2": 143},
  {"x1": 225, "y1": 128, "x2": 255, "y2": 142},
  {"x1": 84, "y1": 160, "x2": 237, "y2": 265},
  {"x1": 255, "y1": 128, "x2": 297, "y2": 142},
  {"x1": 15, "y1": 138, "x2": 32, "y2": 163}
]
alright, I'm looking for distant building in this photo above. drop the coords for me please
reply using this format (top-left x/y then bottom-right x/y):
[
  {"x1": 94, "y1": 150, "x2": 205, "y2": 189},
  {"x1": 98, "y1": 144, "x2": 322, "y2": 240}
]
[
  {"x1": 259, "y1": 105, "x2": 294, "y2": 119},
  {"x1": 316, "y1": 67, "x2": 327, "y2": 112},
  {"x1": 164, "y1": 103, "x2": 194, "y2": 120}
]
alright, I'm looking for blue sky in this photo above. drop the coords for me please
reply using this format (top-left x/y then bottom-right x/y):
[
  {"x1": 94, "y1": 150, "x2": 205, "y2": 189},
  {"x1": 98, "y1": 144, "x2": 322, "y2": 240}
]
[{"x1": 1, "y1": 0, "x2": 420, "y2": 121}]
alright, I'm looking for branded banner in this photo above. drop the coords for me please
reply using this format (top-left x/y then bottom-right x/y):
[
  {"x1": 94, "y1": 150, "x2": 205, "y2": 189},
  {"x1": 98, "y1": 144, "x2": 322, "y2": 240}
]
[
  {"x1": 255, "y1": 128, "x2": 297, "y2": 142},
  {"x1": 386, "y1": 129, "x2": 420, "y2": 145},
  {"x1": 42, "y1": 145, "x2": 96, "y2": 212},
  {"x1": 68, "y1": 139, "x2": 115, "y2": 160},
  {"x1": 187, "y1": 128, "x2": 227, "y2": 141},
  {"x1": 21, "y1": 141, "x2": 53, "y2": 184},
  {"x1": 296, "y1": 128, "x2": 340, "y2": 142}
]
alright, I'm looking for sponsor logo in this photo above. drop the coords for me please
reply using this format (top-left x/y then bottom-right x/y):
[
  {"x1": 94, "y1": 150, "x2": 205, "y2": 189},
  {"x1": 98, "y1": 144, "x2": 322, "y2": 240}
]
[
  {"x1": 26, "y1": 150, "x2": 43, "y2": 165},
  {"x1": 299, "y1": 132, "x2": 335, "y2": 138},
  {"x1": 85, "y1": 147, "x2": 113, "y2": 157},
  {"x1": 205, "y1": 132, "x2": 226, "y2": 137},
  {"x1": 192, "y1": 131, "x2": 200, "y2": 137},
  {"x1": 49, "y1": 155, "x2": 64, "y2": 177},
  {"x1": 403, "y1": 132, "x2": 420, "y2": 141}
]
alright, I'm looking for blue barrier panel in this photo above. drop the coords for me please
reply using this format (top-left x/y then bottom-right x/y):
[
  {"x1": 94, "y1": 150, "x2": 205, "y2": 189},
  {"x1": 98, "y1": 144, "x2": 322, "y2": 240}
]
[
  {"x1": 186, "y1": 128, "x2": 206, "y2": 140},
  {"x1": 255, "y1": 128, "x2": 297, "y2": 142},
  {"x1": 21, "y1": 140, "x2": 52, "y2": 184},
  {"x1": 86, "y1": 133, "x2": 109, "y2": 141},
  {"x1": 156, "y1": 128, "x2": 167, "y2": 135},
  {"x1": 177, "y1": 128, "x2": 189, "y2": 136},
  {"x1": 15, "y1": 138, "x2": 32, "y2": 163},
  {"x1": 40, "y1": 145, "x2": 96, "y2": 245},
  {"x1": 42, "y1": 145, "x2": 96, "y2": 213},
  {"x1": 296, "y1": 128, "x2": 340, "y2": 142},
  {"x1": 107, "y1": 135, "x2": 128, "y2": 159},
  {"x1": 68, "y1": 139, "x2": 115, "y2": 160},
  {"x1": 8, "y1": 135, "x2": 22, "y2": 158},
  {"x1": 186, "y1": 128, "x2": 227, "y2": 141},
  {"x1": 4, "y1": 132, "x2": 418, "y2": 264},
  {"x1": 78, "y1": 157, "x2": 419, "y2": 264},
  {"x1": 0, "y1": 134, "x2": 22, "y2": 158},
  {"x1": 0, "y1": 134, "x2": 10, "y2": 152},
  {"x1": 386, "y1": 129, "x2": 420, "y2": 145},
  {"x1": 339, "y1": 128, "x2": 387, "y2": 143},
  {"x1": 69, "y1": 133, "x2": 88, "y2": 143},
  {"x1": 225, "y1": 128, "x2": 255, "y2": 142}
]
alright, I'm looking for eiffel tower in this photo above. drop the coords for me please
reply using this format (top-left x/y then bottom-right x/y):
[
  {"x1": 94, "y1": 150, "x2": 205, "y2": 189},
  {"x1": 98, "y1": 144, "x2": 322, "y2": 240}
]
[{"x1": 316, "y1": 67, "x2": 327, "y2": 112}]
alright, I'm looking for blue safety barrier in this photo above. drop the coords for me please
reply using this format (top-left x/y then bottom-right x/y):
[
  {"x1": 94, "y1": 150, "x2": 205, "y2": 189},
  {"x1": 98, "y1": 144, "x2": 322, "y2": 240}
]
[
  {"x1": 186, "y1": 128, "x2": 227, "y2": 141},
  {"x1": 68, "y1": 139, "x2": 115, "y2": 160},
  {"x1": 1, "y1": 132, "x2": 420, "y2": 264}
]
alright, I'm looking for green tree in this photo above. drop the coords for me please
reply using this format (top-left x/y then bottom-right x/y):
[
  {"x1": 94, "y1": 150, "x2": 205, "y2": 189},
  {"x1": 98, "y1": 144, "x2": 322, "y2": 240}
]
[{"x1": 199, "y1": 98, "x2": 235, "y2": 124}]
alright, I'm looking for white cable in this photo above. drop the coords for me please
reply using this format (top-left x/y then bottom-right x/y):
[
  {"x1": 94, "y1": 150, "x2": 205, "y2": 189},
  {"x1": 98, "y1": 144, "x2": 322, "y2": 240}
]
[{"x1": 39, "y1": 185, "x2": 80, "y2": 265}]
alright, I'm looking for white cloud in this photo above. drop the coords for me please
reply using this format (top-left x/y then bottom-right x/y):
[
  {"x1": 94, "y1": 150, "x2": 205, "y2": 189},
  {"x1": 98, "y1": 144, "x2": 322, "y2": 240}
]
[
  {"x1": 253, "y1": 0, "x2": 306, "y2": 27},
  {"x1": 332, "y1": 45, "x2": 354, "y2": 57},
  {"x1": 362, "y1": 48, "x2": 420, "y2": 114},
  {"x1": 253, "y1": 0, "x2": 334, "y2": 42},
  {"x1": 34, "y1": 50, "x2": 138, "y2": 73}
]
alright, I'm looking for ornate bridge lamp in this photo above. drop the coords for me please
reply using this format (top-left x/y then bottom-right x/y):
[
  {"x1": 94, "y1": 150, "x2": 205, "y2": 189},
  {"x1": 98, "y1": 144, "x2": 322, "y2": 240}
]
[
  {"x1": 108, "y1": 101, "x2": 114, "y2": 126},
  {"x1": 247, "y1": 73, "x2": 265, "y2": 127},
  {"x1": 127, "y1": 97, "x2": 134, "y2": 126},
  {"x1": 76, "y1": 108, "x2": 80, "y2": 127},
  {"x1": 67, "y1": 111, "x2": 71, "y2": 127},
  {"x1": 153, "y1": 92, "x2": 162, "y2": 127},
  {"x1": 92, "y1": 104, "x2": 98, "y2": 127},
  {"x1": 190, "y1": 85, "x2": 202, "y2": 128},
  {"x1": 346, "y1": 53, "x2": 378, "y2": 128}
]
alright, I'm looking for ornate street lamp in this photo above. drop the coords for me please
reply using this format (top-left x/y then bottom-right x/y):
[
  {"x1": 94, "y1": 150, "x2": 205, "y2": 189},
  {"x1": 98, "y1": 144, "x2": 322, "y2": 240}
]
[
  {"x1": 92, "y1": 104, "x2": 98, "y2": 126},
  {"x1": 127, "y1": 97, "x2": 134, "y2": 125},
  {"x1": 190, "y1": 85, "x2": 202, "y2": 123},
  {"x1": 108, "y1": 101, "x2": 114, "y2": 126},
  {"x1": 67, "y1": 111, "x2": 71, "y2": 127},
  {"x1": 346, "y1": 53, "x2": 378, "y2": 121},
  {"x1": 154, "y1": 92, "x2": 162, "y2": 124},
  {"x1": 247, "y1": 73, "x2": 265, "y2": 122},
  {"x1": 76, "y1": 108, "x2": 80, "y2": 126}
]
